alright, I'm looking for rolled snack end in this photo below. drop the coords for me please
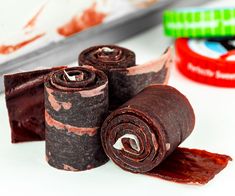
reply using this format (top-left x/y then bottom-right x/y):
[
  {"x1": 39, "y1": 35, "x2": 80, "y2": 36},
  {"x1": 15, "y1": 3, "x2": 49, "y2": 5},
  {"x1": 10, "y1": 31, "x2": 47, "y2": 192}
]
[
  {"x1": 45, "y1": 66, "x2": 109, "y2": 171},
  {"x1": 101, "y1": 85, "x2": 195, "y2": 173},
  {"x1": 79, "y1": 45, "x2": 172, "y2": 109}
]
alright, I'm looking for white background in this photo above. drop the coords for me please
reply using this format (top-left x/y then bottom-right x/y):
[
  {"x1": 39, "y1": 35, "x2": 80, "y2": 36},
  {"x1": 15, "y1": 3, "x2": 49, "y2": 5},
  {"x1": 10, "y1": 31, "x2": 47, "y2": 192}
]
[{"x1": 0, "y1": 0, "x2": 235, "y2": 195}]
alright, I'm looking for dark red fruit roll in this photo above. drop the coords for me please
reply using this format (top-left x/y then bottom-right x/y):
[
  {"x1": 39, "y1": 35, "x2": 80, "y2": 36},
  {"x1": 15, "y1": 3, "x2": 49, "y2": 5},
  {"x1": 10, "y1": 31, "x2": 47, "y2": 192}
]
[
  {"x1": 4, "y1": 66, "x2": 65, "y2": 143},
  {"x1": 79, "y1": 45, "x2": 172, "y2": 109},
  {"x1": 101, "y1": 85, "x2": 231, "y2": 184},
  {"x1": 45, "y1": 66, "x2": 109, "y2": 171}
]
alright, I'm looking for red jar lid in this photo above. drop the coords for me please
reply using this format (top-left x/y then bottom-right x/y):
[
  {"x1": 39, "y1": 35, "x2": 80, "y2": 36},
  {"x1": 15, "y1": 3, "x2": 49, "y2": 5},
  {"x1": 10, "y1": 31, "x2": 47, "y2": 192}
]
[{"x1": 175, "y1": 38, "x2": 235, "y2": 87}]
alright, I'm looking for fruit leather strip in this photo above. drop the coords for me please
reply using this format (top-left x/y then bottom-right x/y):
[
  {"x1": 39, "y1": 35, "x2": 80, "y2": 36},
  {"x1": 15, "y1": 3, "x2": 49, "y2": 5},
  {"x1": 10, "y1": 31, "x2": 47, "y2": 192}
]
[
  {"x1": 45, "y1": 66, "x2": 109, "y2": 171},
  {"x1": 4, "y1": 66, "x2": 66, "y2": 143},
  {"x1": 79, "y1": 45, "x2": 172, "y2": 109},
  {"x1": 79, "y1": 45, "x2": 136, "y2": 69},
  {"x1": 101, "y1": 85, "x2": 231, "y2": 184},
  {"x1": 146, "y1": 147, "x2": 232, "y2": 184},
  {"x1": 101, "y1": 85, "x2": 195, "y2": 173}
]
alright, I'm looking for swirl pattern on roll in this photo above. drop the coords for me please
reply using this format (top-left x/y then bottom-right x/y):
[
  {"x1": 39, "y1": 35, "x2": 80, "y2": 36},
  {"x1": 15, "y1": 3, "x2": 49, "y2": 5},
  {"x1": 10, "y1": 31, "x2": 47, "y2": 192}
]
[
  {"x1": 79, "y1": 45, "x2": 135, "y2": 69},
  {"x1": 45, "y1": 66, "x2": 109, "y2": 171},
  {"x1": 79, "y1": 45, "x2": 172, "y2": 109},
  {"x1": 101, "y1": 85, "x2": 195, "y2": 173}
]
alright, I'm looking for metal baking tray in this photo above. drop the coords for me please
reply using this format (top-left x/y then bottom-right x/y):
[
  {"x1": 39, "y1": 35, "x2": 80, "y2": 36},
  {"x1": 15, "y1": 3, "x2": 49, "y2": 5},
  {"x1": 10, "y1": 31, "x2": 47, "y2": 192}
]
[{"x1": 0, "y1": 0, "x2": 205, "y2": 92}]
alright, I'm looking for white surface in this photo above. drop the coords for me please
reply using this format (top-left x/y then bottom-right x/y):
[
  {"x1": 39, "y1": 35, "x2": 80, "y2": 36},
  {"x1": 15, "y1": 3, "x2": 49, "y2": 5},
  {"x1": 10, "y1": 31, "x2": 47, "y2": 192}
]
[
  {"x1": 0, "y1": 0, "x2": 152, "y2": 64},
  {"x1": 1, "y1": 0, "x2": 235, "y2": 195}
]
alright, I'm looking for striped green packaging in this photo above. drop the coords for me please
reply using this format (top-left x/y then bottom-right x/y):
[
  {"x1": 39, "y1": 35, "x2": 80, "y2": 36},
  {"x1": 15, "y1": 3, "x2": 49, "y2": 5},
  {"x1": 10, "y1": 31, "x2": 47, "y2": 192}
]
[{"x1": 163, "y1": 8, "x2": 235, "y2": 38}]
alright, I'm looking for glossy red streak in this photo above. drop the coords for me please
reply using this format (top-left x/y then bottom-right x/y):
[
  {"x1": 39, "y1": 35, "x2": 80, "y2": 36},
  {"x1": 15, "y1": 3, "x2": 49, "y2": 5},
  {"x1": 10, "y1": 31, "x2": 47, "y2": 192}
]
[
  {"x1": 146, "y1": 147, "x2": 232, "y2": 184},
  {"x1": 0, "y1": 33, "x2": 44, "y2": 55},
  {"x1": 57, "y1": 3, "x2": 107, "y2": 37},
  {"x1": 24, "y1": 3, "x2": 46, "y2": 29}
]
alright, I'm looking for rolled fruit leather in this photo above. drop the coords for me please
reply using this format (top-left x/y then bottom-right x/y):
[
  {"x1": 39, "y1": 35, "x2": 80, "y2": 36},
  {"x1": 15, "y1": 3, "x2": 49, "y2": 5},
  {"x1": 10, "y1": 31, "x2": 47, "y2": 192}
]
[
  {"x1": 45, "y1": 66, "x2": 109, "y2": 171},
  {"x1": 79, "y1": 45, "x2": 172, "y2": 109},
  {"x1": 101, "y1": 85, "x2": 231, "y2": 184},
  {"x1": 4, "y1": 66, "x2": 66, "y2": 143}
]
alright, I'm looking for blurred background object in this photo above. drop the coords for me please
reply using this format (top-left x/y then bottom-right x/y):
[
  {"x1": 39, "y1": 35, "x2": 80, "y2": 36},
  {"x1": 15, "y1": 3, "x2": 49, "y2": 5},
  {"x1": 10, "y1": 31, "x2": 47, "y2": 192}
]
[
  {"x1": 0, "y1": 0, "x2": 205, "y2": 92},
  {"x1": 163, "y1": 5, "x2": 235, "y2": 87}
]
